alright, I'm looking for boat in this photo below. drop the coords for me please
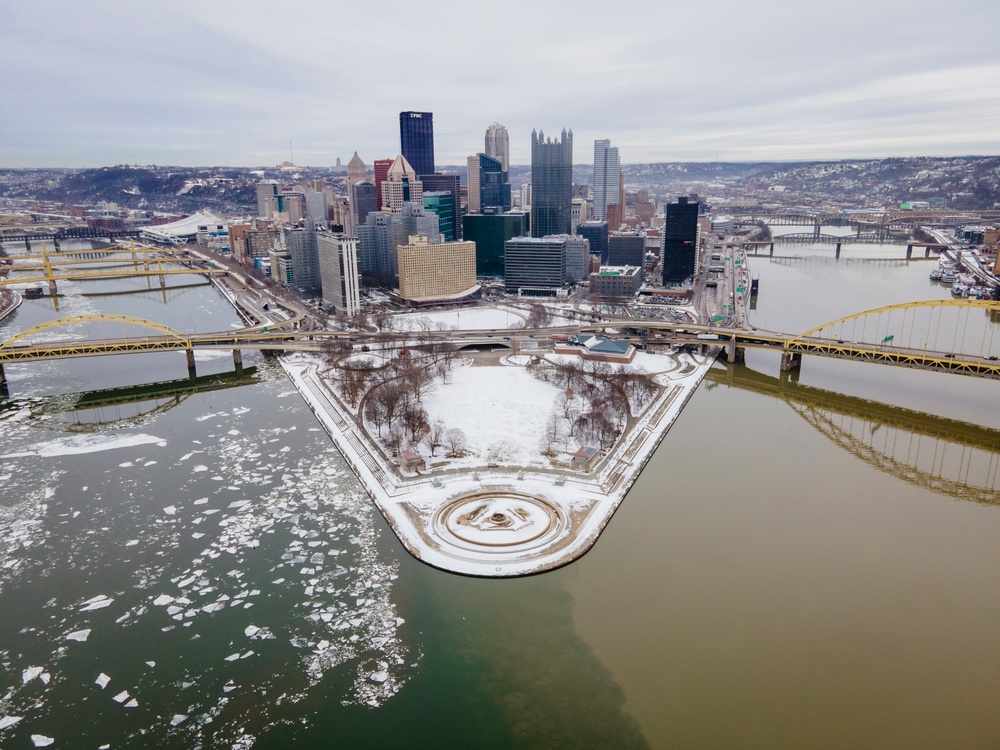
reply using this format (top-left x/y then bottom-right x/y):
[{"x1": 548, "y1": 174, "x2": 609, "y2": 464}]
[
  {"x1": 929, "y1": 268, "x2": 943, "y2": 281},
  {"x1": 941, "y1": 269, "x2": 957, "y2": 283},
  {"x1": 23, "y1": 286, "x2": 44, "y2": 299}
]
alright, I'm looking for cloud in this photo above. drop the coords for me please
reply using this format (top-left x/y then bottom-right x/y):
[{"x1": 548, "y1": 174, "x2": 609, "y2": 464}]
[{"x1": 1, "y1": 0, "x2": 998, "y2": 166}]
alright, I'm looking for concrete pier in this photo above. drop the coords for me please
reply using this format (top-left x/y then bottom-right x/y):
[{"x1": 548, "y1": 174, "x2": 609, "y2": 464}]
[
  {"x1": 186, "y1": 348, "x2": 197, "y2": 379},
  {"x1": 781, "y1": 351, "x2": 802, "y2": 371}
]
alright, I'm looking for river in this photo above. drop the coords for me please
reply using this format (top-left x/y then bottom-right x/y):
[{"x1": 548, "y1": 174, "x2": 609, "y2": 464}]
[{"x1": 0, "y1": 238, "x2": 998, "y2": 748}]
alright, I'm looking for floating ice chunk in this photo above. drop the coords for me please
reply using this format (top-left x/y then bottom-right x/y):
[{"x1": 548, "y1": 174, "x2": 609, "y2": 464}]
[
  {"x1": 40, "y1": 672, "x2": 50, "y2": 684},
  {"x1": 119, "y1": 462, "x2": 133, "y2": 468},
  {"x1": 95, "y1": 673, "x2": 111, "y2": 688},
  {"x1": 145, "y1": 661, "x2": 155, "y2": 668},
  {"x1": 66, "y1": 629, "x2": 91, "y2": 642},
  {"x1": 112, "y1": 690, "x2": 130, "y2": 703},
  {"x1": 166, "y1": 606, "x2": 183, "y2": 616},
  {"x1": 224, "y1": 653, "x2": 240, "y2": 662},
  {"x1": 193, "y1": 498, "x2": 208, "y2": 505},
  {"x1": 31, "y1": 735, "x2": 54, "y2": 747},
  {"x1": 153, "y1": 595, "x2": 175, "y2": 606},
  {"x1": 124, "y1": 699, "x2": 138, "y2": 708},
  {"x1": 170, "y1": 714, "x2": 188, "y2": 726},
  {"x1": 79, "y1": 595, "x2": 114, "y2": 612},
  {"x1": 163, "y1": 506, "x2": 177, "y2": 515},
  {"x1": 192, "y1": 465, "x2": 208, "y2": 473},
  {"x1": 240, "y1": 651, "x2": 254, "y2": 659},
  {"x1": 22, "y1": 667, "x2": 44, "y2": 684},
  {"x1": 244, "y1": 625, "x2": 260, "y2": 638},
  {"x1": 370, "y1": 671, "x2": 389, "y2": 683},
  {"x1": 125, "y1": 539, "x2": 139, "y2": 547},
  {"x1": 192, "y1": 532, "x2": 205, "y2": 539},
  {"x1": 228, "y1": 500, "x2": 250, "y2": 510}
]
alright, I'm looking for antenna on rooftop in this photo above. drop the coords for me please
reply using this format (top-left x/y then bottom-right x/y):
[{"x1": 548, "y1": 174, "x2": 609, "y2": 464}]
[{"x1": 289, "y1": 140, "x2": 293, "y2": 165}]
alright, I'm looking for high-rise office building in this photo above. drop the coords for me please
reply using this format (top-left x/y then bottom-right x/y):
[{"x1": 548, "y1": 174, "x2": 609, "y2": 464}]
[
  {"x1": 478, "y1": 154, "x2": 511, "y2": 214},
  {"x1": 397, "y1": 237, "x2": 478, "y2": 307},
  {"x1": 256, "y1": 180, "x2": 279, "y2": 219},
  {"x1": 399, "y1": 111, "x2": 435, "y2": 178},
  {"x1": 352, "y1": 181, "x2": 378, "y2": 226},
  {"x1": 317, "y1": 233, "x2": 361, "y2": 316},
  {"x1": 381, "y1": 155, "x2": 422, "y2": 213},
  {"x1": 355, "y1": 203, "x2": 439, "y2": 279},
  {"x1": 576, "y1": 221, "x2": 609, "y2": 263},
  {"x1": 305, "y1": 191, "x2": 329, "y2": 228},
  {"x1": 466, "y1": 155, "x2": 482, "y2": 214},
  {"x1": 661, "y1": 196, "x2": 701, "y2": 285},
  {"x1": 423, "y1": 191, "x2": 456, "y2": 242},
  {"x1": 420, "y1": 173, "x2": 462, "y2": 240},
  {"x1": 373, "y1": 158, "x2": 392, "y2": 210},
  {"x1": 504, "y1": 236, "x2": 568, "y2": 294},
  {"x1": 281, "y1": 219, "x2": 321, "y2": 294},
  {"x1": 463, "y1": 212, "x2": 525, "y2": 277},
  {"x1": 592, "y1": 139, "x2": 620, "y2": 222},
  {"x1": 485, "y1": 123, "x2": 510, "y2": 172},
  {"x1": 530, "y1": 128, "x2": 573, "y2": 238},
  {"x1": 608, "y1": 231, "x2": 644, "y2": 266}
]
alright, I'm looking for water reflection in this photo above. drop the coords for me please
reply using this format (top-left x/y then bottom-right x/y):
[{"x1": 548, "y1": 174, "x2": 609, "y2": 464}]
[{"x1": 707, "y1": 362, "x2": 1000, "y2": 504}]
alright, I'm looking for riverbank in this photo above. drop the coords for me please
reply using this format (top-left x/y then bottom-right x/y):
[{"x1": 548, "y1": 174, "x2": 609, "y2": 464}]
[{"x1": 0, "y1": 289, "x2": 22, "y2": 326}]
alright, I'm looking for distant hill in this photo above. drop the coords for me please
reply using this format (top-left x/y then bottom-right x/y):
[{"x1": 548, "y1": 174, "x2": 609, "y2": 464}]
[{"x1": 2, "y1": 156, "x2": 998, "y2": 212}]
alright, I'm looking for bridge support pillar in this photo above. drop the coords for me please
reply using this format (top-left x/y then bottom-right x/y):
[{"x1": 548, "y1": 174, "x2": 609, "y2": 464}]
[
  {"x1": 835, "y1": 242, "x2": 841, "y2": 258},
  {"x1": 233, "y1": 348, "x2": 243, "y2": 374},
  {"x1": 186, "y1": 348, "x2": 197, "y2": 379},
  {"x1": 159, "y1": 274, "x2": 166, "y2": 288},
  {"x1": 47, "y1": 280, "x2": 57, "y2": 296},
  {"x1": 906, "y1": 244, "x2": 913, "y2": 258},
  {"x1": 53, "y1": 238, "x2": 61, "y2": 252},
  {"x1": 24, "y1": 238, "x2": 30, "y2": 253},
  {"x1": 780, "y1": 351, "x2": 802, "y2": 372},
  {"x1": 769, "y1": 242, "x2": 774, "y2": 256},
  {"x1": 723, "y1": 340, "x2": 744, "y2": 363},
  {"x1": 925, "y1": 246, "x2": 931, "y2": 257}
]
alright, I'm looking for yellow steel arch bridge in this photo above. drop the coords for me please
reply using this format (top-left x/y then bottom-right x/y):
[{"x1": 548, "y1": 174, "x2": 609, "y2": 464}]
[{"x1": 1, "y1": 300, "x2": 999, "y2": 383}]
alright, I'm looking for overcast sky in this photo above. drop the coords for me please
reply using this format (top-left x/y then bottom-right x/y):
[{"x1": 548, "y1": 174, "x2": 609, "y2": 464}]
[{"x1": 2, "y1": 0, "x2": 998, "y2": 168}]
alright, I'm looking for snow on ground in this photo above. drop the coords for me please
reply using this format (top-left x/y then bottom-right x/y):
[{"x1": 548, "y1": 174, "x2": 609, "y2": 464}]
[
  {"x1": 421, "y1": 363, "x2": 559, "y2": 466},
  {"x1": 388, "y1": 307, "x2": 524, "y2": 332}
]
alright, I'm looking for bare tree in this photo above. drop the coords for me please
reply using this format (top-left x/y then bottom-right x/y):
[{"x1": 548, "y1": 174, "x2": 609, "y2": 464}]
[
  {"x1": 424, "y1": 419, "x2": 446, "y2": 456},
  {"x1": 444, "y1": 427, "x2": 468, "y2": 458},
  {"x1": 541, "y1": 412, "x2": 562, "y2": 456},
  {"x1": 526, "y1": 304, "x2": 552, "y2": 328},
  {"x1": 401, "y1": 403, "x2": 429, "y2": 444}
]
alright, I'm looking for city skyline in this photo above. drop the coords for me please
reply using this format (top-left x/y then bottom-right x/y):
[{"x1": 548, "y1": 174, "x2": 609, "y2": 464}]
[{"x1": 1, "y1": 0, "x2": 999, "y2": 168}]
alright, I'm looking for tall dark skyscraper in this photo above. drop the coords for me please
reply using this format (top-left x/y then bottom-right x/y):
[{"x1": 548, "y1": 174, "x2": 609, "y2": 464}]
[
  {"x1": 399, "y1": 111, "x2": 435, "y2": 178},
  {"x1": 477, "y1": 153, "x2": 511, "y2": 214},
  {"x1": 661, "y1": 196, "x2": 701, "y2": 285},
  {"x1": 420, "y1": 173, "x2": 462, "y2": 240},
  {"x1": 530, "y1": 128, "x2": 573, "y2": 238}
]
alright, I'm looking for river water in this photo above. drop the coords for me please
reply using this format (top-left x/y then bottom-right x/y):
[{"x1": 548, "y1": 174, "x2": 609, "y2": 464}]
[{"x1": 0, "y1": 238, "x2": 998, "y2": 748}]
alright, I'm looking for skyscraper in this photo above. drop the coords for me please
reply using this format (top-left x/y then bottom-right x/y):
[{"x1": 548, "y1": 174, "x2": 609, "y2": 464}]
[
  {"x1": 399, "y1": 111, "x2": 435, "y2": 178},
  {"x1": 381, "y1": 155, "x2": 422, "y2": 213},
  {"x1": 661, "y1": 196, "x2": 701, "y2": 285},
  {"x1": 373, "y1": 158, "x2": 392, "y2": 211},
  {"x1": 420, "y1": 173, "x2": 462, "y2": 240},
  {"x1": 485, "y1": 123, "x2": 510, "y2": 172},
  {"x1": 593, "y1": 139, "x2": 620, "y2": 222},
  {"x1": 317, "y1": 233, "x2": 361, "y2": 317},
  {"x1": 530, "y1": 128, "x2": 573, "y2": 238}
]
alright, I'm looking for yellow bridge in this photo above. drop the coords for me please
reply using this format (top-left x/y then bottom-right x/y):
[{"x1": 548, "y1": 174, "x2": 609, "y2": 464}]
[{"x1": 1, "y1": 301, "x2": 999, "y2": 395}]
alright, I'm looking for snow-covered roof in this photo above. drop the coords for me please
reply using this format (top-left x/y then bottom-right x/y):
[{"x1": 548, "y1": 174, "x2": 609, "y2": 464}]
[{"x1": 141, "y1": 211, "x2": 227, "y2": 243}]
